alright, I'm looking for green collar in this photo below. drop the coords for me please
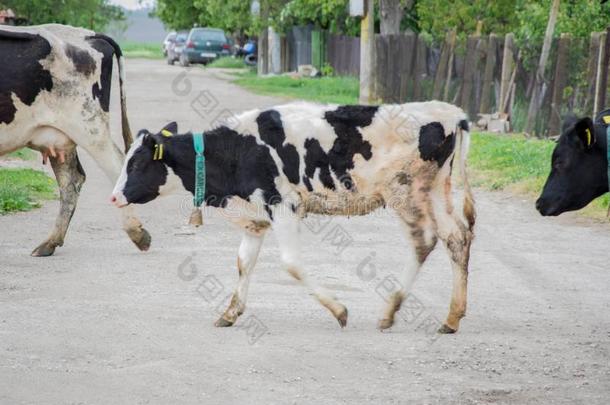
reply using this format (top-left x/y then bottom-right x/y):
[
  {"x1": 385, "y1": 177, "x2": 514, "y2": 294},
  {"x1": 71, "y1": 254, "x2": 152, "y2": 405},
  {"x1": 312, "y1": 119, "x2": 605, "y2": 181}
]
[{"x1": 192, "y1": 132, "x2": 206, "y2": 207}]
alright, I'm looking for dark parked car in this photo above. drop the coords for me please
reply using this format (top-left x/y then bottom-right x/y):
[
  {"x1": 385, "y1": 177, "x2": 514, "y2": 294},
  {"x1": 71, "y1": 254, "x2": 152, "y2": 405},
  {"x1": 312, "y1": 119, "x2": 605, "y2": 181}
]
[
  {"x1": 180, "y1": 28, "x2": 230, "y2": 66},
  {"x1": 167, "y1": 32, "x2": 188, "y2": 65}
]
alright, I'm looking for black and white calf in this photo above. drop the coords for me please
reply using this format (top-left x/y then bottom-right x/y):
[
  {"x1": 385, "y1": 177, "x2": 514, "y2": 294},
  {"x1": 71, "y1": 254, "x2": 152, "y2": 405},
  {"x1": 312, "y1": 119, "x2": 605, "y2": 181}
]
[
  {"x1": 112, "y1": 101, "x2": 476, "y2": 333},
  {"x1": 0, "y1": 24, "x2": 150, "y2": 256}
]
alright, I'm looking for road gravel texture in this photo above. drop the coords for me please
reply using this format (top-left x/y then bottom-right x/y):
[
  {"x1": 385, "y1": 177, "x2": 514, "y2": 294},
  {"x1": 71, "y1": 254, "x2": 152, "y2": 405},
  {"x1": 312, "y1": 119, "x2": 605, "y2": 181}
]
[{"x1": 1, "y1": 60, "x2": 609, "y2": 404}]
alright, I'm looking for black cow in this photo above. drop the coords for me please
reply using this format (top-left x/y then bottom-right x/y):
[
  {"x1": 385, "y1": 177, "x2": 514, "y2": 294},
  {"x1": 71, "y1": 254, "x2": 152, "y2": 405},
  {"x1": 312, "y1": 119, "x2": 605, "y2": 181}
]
[
  {"x1": 0, "y1": 24, "x2": 150, "y2": 256},
  {"x1": 537, "y1": 109, "x2": 610, "y2": 216}
]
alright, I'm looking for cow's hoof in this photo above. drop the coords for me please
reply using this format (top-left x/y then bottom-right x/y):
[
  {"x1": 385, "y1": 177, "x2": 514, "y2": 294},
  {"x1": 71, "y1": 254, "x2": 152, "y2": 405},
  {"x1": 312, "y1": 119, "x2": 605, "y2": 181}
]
[
  {"x1": 127, "y1": 227, "x2": 151, "y2": 252},
  {"x1": 336, "y1": 307, "x2": 348, "y2": 328},
  {"x1": 377, "y1": 318, "x2": 394, "y2": 331},
  {"x1": 437, "y1": 324, "x2": 457, "y2": 334},
  {"x1": 31, "y1": 242, "x2": 56, "y2": 257},
  {"x1": 214, "y1": 317, "x2": 234, "y2": 327}
]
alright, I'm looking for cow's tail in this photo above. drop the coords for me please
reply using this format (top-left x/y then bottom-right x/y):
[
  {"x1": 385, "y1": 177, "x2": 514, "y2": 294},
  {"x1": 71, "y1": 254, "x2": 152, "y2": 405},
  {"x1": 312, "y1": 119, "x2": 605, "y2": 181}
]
[
  {"x1": 90, "y1": 34, "x2": 133, "y2": 152},
  {"x1": 457, "y1": 119, "x2": 476, "y2": 231}
]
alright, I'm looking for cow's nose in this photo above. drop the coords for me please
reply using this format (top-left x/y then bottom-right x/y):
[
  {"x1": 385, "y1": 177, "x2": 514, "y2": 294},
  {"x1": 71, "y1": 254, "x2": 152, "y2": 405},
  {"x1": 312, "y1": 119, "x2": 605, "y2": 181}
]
[
  {"x1": 110, "y1": 195, "x2": 117, "y2": 204},
  {"x1": 535, "y1": 198, "x2": 544, "y2": 212}
]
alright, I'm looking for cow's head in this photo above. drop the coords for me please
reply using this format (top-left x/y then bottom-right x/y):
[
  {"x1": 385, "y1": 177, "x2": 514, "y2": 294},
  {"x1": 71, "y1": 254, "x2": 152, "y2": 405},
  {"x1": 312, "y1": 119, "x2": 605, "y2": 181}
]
[
  {"x1": 111, "y1": 122, "x2": 183, "y2": 207},
  {"x1": 536, "y1": 116, "x2": 608, "y2": 216}
]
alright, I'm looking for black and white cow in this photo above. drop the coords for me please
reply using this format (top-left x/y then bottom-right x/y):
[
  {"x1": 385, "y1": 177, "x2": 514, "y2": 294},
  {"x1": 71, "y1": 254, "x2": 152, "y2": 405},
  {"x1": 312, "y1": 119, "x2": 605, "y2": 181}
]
[
  {"x1": 537, "y1": 109, "x2": 610, "y2": 216},
  {"x1": 0, "y1": 24, "x2": 150, "y2": 256},
  {"x1": 112, "y1": 101, "x2": 476, "y2": 333}
]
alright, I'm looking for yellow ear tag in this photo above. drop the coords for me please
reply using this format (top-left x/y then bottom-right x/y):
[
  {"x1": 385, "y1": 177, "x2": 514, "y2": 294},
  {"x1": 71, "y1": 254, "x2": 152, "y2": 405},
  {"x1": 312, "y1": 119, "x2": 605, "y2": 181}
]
[
  {"x1": 153, "y1": 144, "x2": 164, "y2": 160},
  {"x1": 161, "y1": 130, "x2": 173, "y2": 137},
  {"x1": 603, "y1": 116, "x2": 610, "y2": 124},
  {"x1": 585, "y1": 128, "x2": 592, "y2": 146}
]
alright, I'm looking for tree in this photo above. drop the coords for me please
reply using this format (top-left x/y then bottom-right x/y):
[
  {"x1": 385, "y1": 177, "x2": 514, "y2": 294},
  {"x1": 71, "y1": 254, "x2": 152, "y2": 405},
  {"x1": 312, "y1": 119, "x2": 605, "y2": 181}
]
[
  {"x1": 0, "y1": 0, "x2": 124, "y2": 31},
  {"x1": 380, "y1": 0, "x2": 404, "y2": 35},
  {"x1": 416, "y1": 0, "x2": 518, "y2": 43},
  {"x1": 155, "y1": 0, "x2": 203, "y2": 30}
]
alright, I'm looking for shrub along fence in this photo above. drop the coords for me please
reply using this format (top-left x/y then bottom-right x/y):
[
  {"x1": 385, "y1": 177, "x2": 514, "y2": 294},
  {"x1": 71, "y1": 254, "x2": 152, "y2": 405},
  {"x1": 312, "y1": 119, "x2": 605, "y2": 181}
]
[{"x1": 258, "y1": 26, "x2": 610, "y2": 136}]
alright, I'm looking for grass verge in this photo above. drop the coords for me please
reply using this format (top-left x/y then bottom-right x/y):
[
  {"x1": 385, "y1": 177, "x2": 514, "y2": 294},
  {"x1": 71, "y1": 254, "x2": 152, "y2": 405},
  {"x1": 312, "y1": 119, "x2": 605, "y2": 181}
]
[
  {"x1": 120, "y1": 42, "x2": 164, "y2": 59},
  {"x1": 0, "y1": 169, "x2": 56, "y2": 215},
  {"x1": 233, "y1": 71, "x2": 359, "y2": 104},
  {"x1": 469, "y1": 132, "x2": 609, "y2": 218},
  {"x1": 207, "y1": 57, "x2": 248, "y2": 69}
]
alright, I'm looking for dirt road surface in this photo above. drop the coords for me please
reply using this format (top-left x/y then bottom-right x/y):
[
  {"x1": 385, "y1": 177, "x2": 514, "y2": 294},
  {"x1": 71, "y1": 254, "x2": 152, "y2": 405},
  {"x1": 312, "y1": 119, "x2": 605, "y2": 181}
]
[{"x1": 1, "y1": 59, "x2": 609, "y2": 405}]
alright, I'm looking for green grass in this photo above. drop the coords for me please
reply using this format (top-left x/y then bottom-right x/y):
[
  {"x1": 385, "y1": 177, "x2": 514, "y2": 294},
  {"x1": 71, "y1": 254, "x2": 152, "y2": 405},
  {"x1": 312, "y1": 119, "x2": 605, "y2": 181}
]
[
  {"x1": 7, "y1": 148, "x2": 35, "y2": 160},
  {"x1": 207, "y1": 57, "x2": 248, "y2": 69},
  {"x1": 0, "y1": 169, "x2": 56, "y2": 215},
  {"x1": 470, "y1": 132, "x2": 609, "y2": 218},
  {"x1": 120, "y1": 42, "x2": 164, "y2": 59},
  {"x1": 233, "y1": 71, "x2": 359, "y2": 104}
]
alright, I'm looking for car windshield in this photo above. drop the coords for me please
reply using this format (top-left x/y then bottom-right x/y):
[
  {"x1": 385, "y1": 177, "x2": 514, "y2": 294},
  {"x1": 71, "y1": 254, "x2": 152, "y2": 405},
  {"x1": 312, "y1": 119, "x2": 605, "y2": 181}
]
[
  {"x1": 191, "y1": 30, "x2": 226, "y2": 42},
  {"x1": 176, "y1": 34, "x2": 187, "y2": 43}
]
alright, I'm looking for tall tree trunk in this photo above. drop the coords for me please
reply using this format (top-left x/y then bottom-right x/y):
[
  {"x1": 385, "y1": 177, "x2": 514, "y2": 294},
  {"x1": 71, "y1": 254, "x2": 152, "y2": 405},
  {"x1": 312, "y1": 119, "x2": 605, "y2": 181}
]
[{"x1": 380, "y1": 0, "x2": 403, "y2": 35}]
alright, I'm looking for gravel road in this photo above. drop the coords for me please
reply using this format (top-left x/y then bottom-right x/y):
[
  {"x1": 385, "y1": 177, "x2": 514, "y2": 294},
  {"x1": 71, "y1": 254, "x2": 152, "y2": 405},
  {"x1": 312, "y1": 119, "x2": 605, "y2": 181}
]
[{"x1": 1, "y1": 59, "x2": 609, "y2": 405}]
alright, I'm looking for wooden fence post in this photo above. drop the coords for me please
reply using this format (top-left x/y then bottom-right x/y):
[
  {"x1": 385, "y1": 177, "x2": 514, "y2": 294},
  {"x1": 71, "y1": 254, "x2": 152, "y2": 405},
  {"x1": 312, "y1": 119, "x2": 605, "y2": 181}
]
[
  {"x1": 400, "y1": 32, "x2": 416, "y2": 101},
  {"x1": 525, "y1": 0, "x2": 560, "y2": 135},
  {"x1": 594, "y1": 28, "x2": 610, "y2": 115},
  {"x1": 549, "y1": 33, "x2": 571, "y2": 136},
  {"x1": 499, "y1": 33, "x2": 515, "y2": 115},
  {"x1": 479, "y1": 33, "x2": 497, "y2": 114},
  {"x1": 460, "y1": 34, "x2": 479, "y2": 115},
  {"x1": 432, "y1": 30, "x2": 453, "y2": 100},
  {"x1": 584, "y1": 32, "x2": 601, "y2": 114},
  {"x1": 412, "y1": 35, "x2": 427, "y2": 101},
  {"x1": 442, "y1": 30, "x2": 457, "y2": 102}
]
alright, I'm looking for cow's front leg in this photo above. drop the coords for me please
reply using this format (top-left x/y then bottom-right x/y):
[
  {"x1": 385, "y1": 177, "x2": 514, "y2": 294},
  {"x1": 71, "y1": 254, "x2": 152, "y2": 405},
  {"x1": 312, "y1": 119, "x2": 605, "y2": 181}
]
[
  {"x1": 215, "y1": 225, "x2": 268, "y2": 327},
  {"x1": 273, "y1": 207, "x2": 348, "y2": 328},
  {"x1": 32, "y1": 148, "x2": 86, "y2": 256}
]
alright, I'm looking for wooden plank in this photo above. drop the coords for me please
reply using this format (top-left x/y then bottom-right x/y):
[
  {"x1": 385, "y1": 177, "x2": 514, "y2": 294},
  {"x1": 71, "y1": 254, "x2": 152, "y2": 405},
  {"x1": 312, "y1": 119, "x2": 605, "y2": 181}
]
[
  {"x1": 388, "y1": 35, "x2": 401, "y2": 102},
  {"x1": 549, "y1": 33, "x2": 571, "y2": 136},
  {"x1": 400, "y1": 33, "x2": 415, "y2": 101},
  {"x1": 442, "y1": 30, "x2": 456, "y2": 102},
  {"x1": 479, "y1": 33, "x2": 497, "y2": 114},
  {"x1": 460, "y1": 35, "x2": 479, "y2": 115},
  {"x1": 412, "y1": 35, "x2": 427, "y2": 101},
  {"x1": 594, "y1": 28, "x2": 610, "y2": 115},
  {"x1": 499, "y1": 33, "x2": 514, "y2": 115},
  {"x1": 432, "y1": 31, "x2": 452, "y2": 100},
  {"x1": 584, "y1": 32, "x2": 601, "y2": 114}
]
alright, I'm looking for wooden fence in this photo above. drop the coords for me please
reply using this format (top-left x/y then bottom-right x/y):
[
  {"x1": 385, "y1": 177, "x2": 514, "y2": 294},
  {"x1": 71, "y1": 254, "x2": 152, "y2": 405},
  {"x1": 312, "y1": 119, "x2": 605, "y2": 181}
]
[
  {"x1": 259, "y1": 26, "x2": 610, "y2": 136},
  {"x1": 368, "y1": 29, "x2": 610, "y2": 135},
  {"x1": 326, "y1": 35, "x2": 360, "y2": 77}
]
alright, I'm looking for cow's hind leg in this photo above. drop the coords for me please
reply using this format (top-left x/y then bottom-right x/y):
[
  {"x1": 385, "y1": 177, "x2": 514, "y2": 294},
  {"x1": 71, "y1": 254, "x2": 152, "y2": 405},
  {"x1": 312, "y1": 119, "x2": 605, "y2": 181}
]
[
  {"x1": 78, "y1": 133, "x2": 151, "y2": 251},
  {"x1": 215, "y1": 225, "x2": 268, "y2": 327},
  {"x1": 432, "y1": 190, "x2": 474, "y2": 334},
  {"x1": 378, "y1": 197, "x2": 438, "y2": 330},
  {"x1": 273, "y1": 207, "x2": 348, "y2": 328},
  {"x1": 31, "y1": 148, "x2": 86, "y2": 256}
]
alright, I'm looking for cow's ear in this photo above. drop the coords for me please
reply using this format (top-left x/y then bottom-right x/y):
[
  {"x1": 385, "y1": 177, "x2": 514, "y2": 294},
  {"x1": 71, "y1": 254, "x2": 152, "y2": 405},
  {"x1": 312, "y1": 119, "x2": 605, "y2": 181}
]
[
  {"x1": 571, "y1": 117, "x2": 595, "y2": 150},
  {"x1": 160, "y1": 122, "x2": 178, "y2": 137},
  {"x1": 142, "y1": 132, "x2": 156, "y2": 149}
]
